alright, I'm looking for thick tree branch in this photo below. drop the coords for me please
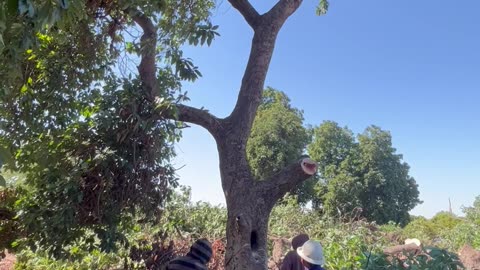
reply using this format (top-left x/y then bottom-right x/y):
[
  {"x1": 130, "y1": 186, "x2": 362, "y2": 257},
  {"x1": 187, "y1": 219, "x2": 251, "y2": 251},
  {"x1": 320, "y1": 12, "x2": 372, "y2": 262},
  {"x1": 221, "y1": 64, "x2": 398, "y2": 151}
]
[
  {"x1": 256, "y1": 157, "x2": 317, "y2": 203},
  {"x1": 128, "y1": 8, "x2": 158, "y2": 97},
  {"x1": 129, "y1": 9, "x2": 223, "y2": 138},
  {"x1": 227, "y1": 0, "x2": 303, "y2": 142},
  {"x1": 175, "y1": 104, "x2": 223, "y2": 138},
  {"x1": 228, "y1": 0, "x2": 261, "y2": 28}
]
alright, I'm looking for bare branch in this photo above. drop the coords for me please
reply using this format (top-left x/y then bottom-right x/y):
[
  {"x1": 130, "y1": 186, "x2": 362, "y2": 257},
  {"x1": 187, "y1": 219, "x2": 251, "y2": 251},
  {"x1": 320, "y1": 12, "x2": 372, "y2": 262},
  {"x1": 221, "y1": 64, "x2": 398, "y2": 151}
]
[
  {"x1": 227, "y1": 0, "x2": 303, "y2": 142},
  {"x1": 256, "y1": 157, "x2": 317, "y2": 202},
  {"x1": 228, "y1": 0, "x2": 261, "y2": 28},
  {"x1": 175, "y1": 104, "x2": 224, "y2": 137},
  {"x1": 128, "y1": 8, "x2": 224, "y2": 138},
  {"x1": 127, "y1": 8, "x2": 158, "y2": 96},
  {"x1": 264, "y1": 0, "x2": 303, "y2": 23}
]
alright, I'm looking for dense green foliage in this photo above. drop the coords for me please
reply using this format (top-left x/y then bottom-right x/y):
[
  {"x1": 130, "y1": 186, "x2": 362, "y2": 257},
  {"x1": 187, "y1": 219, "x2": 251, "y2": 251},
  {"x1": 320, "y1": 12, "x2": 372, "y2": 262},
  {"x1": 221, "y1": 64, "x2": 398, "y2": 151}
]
[
  {"x1": 308, "y1": 121, "x2": 421, "y2": 225},
  {"x1": 247, "y1": 88, "x2": 310, "y2": 180},
  {"x1": 9, "y1": 186, "x2": 480, "y2": 269},
  {"x1": 402, "y1": 199, "x2": 480, "y2": 252},
  {"x1": 0, "y1": 1, "x2": 474, "y2": 270},
  {"x1": 246, "y1": 90, "x2": 420, "y2": 223},
  {"x1": 0, "y1": 0, "x2": 218, "y2": 257},
  {"x1": 13, "y1": 186, "x2": 226, "y2": 269},
  {"x1": 247, "y1": 88, "x2": 315, "y2": 203}
]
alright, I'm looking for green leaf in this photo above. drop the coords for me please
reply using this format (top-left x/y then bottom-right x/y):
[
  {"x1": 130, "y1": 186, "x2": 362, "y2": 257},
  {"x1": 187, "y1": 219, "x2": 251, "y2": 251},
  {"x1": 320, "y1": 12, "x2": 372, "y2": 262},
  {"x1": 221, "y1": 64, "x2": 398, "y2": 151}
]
[
  {"x1": 316, "y1": 0, "x2": 329, "y2": 16},
  {"x1": 125, "y1": 42, "x2": 134, "y2": 53},
  {"x1": 207, "y1": 35, "x2": 213, "y2": 46},
  {"x1": 0, "y1": 147, "x2": 12, "y2": 166},
  {"x1": 0, "y1": 34, "x2": 4, "y2": 52},
  {"x1": 0, "y1": 175, "x2": 6, "y2": 186},
  {"x1": 20, "y1": 84, "x2": 28, "y2": 94},
  {"x1": 7, "y1": 0, "x2": 18, "y2": 15}
]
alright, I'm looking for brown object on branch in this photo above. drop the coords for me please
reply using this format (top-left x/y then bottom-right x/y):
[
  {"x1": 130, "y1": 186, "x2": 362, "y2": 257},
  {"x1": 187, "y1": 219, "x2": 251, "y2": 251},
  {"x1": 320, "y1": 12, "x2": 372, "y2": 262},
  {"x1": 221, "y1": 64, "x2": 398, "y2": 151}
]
[
  {"x1": 383, "y1": 243, "x2": 422, "y2": 255},
  {"x1": 459, "y1": 245, "x2": 480, "y2": 270}
]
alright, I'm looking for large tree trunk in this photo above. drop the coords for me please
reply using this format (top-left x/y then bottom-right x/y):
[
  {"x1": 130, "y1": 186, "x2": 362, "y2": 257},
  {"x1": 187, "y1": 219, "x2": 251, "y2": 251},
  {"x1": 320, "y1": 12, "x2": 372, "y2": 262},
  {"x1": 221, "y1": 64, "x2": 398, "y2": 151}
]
[
  {"x1": 217, "y1": 137, "x2": 316, "y2": 270},
  {"x1": 216, "y1": 137, "x2": 272, "y2": 270},
  {"x1": 221, "y1": 160, "x2": 316, "y2": 270},
  {"x1": 225, "y1": 194, "x2": 271, "y2": 270}
]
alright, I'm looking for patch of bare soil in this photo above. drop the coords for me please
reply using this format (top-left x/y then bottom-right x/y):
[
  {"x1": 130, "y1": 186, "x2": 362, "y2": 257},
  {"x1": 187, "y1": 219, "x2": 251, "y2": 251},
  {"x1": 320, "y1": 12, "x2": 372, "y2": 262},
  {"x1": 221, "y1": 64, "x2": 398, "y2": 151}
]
[
  {"x1": 0, "y1": 251, "x2": 15, "y2": 270},
  {"x1": 459, "y1": 245, "x2": 480, "y2": 270}
]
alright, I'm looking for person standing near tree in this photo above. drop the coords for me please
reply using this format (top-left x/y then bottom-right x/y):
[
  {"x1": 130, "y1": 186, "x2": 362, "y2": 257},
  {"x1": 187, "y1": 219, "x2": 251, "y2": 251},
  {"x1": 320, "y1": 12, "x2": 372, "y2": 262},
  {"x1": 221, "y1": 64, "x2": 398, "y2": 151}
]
[
  {"x1": 280, "y1": 234, "x2": 310, "y2": 270},
  {"x1": 297, "y1": 240, "x2": 326, "y2": 270}
]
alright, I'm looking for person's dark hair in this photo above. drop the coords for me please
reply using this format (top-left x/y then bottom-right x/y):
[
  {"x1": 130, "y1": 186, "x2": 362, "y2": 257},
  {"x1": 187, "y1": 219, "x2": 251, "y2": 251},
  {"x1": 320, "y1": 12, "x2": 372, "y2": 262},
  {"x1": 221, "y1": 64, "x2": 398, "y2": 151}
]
[{"x1": 291, "y1": 234, "x2": 309, "y2": 250}]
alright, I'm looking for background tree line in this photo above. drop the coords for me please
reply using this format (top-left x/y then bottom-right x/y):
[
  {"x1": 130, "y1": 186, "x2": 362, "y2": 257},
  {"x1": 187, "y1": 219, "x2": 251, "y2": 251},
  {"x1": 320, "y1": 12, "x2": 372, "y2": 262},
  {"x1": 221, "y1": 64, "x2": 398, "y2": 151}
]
[{"x1": 247, "y1": 87, "x2": 421, "y2": 225}]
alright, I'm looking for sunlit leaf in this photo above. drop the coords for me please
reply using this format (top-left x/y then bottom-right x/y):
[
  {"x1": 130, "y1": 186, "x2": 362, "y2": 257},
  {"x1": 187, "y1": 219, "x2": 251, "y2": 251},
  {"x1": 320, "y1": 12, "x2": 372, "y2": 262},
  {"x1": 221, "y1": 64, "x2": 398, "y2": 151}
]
[{"x1": 316, "y1": 0, "x2": 329, "y2": 15}]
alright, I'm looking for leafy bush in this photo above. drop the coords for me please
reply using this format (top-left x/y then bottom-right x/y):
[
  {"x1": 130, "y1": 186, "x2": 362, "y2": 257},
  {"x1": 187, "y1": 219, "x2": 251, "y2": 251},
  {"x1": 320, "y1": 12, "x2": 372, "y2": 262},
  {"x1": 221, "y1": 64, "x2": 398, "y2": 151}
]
[
  {"x1": 270, "y1": 195, "x2": 390, "y2": 269},
  {"x1": 14, "y1": 248, "x2": 125, "y2": 270},
  {"x1": 160, "y1": 186, "x2": 227, "y2": 239},
  {"x1": 442, "y1": 222, "x2": 480, "y2": 251},
  {"x1": 10, "y1": 190, "x2": 480, "y2": 269},
  {"x1": 361, "y1": 247, "x2": 464, "y2": 269}
]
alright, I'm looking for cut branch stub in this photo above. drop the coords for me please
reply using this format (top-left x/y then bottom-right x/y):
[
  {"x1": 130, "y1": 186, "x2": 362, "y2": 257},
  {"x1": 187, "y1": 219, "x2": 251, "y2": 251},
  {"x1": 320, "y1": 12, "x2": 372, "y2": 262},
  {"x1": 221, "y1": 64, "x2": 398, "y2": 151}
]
[
  {"x1": 301, "y1": 158, "x2": 317, "y2": 175},
  {"x1": 256, "y1": 157, "x2": 318, "y2": 205}
]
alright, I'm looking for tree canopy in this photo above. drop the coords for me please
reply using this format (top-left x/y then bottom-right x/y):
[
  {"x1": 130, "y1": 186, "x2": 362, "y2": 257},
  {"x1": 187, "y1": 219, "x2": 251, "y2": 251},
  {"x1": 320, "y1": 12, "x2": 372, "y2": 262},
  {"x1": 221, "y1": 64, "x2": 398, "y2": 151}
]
[
  {"x1": 0, "y1": 0, "x2": 218, "y2": 255},
  {"x1": 247, "y1": 87, "x2": 308, "y2": 180},
  {"x1": 308, "y1": 121, "x2": 421, "y2": 225}
]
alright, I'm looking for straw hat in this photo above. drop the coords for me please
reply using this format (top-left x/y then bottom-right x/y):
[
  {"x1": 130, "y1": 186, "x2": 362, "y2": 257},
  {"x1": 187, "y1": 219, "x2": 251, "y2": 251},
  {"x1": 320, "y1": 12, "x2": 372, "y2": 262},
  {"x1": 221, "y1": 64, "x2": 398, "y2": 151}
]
[{"x1": 296, "y1": 240, "x2": 325, "y2": 266}]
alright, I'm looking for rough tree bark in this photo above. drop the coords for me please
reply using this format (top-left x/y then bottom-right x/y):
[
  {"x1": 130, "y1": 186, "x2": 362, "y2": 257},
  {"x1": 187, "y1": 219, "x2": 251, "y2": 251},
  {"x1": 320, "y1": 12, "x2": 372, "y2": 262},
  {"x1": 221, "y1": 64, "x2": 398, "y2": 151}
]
[{"x1": 130, "y1": 1, "x2": 316, "y2": 269}]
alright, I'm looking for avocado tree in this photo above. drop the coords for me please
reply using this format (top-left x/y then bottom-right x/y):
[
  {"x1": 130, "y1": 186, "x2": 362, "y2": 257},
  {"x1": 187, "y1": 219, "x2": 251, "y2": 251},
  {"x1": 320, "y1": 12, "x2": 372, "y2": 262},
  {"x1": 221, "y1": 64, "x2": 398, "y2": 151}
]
[
  {"x1": 308, "y1": 122, "x2": 421, "y2": 225},
  {"x1": 0, "y1": 0, "x2": 217, "y2": 255}
]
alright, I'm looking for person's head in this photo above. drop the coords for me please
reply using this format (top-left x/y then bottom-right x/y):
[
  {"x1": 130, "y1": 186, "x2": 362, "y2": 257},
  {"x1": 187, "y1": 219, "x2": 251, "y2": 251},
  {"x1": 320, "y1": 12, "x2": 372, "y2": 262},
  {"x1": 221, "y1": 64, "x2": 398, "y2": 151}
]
[
  {"x1": 291, "y1": 234, "x2": 309, "y2": 250},
  {"x1": 296, "y1": 240, "x2": 325, "y2": 269},
  {"x1": 188, "y1": 238, "x2": 212, "y2": 264}
]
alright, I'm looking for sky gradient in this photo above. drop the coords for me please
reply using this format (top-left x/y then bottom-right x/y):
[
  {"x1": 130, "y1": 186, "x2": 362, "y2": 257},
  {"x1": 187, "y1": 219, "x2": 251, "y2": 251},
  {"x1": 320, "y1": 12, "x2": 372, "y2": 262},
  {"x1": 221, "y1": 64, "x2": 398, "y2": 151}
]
[{"x1": 172, "y1": 0, "x2": 480, "y2": 218}]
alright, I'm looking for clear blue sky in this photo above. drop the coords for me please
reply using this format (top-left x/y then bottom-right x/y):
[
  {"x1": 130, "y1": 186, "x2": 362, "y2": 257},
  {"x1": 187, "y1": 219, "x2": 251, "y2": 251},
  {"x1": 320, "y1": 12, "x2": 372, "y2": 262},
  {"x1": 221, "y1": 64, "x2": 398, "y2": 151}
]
[{"x1": 173, "y1": 0, "x2": 480, "y2": 218}]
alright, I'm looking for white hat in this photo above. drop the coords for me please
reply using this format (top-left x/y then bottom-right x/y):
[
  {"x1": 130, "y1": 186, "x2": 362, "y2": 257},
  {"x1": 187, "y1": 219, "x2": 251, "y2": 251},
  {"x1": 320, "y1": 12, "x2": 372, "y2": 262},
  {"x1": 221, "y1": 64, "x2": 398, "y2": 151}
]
[
  {"x1": 296, "y1": 240, "x2": 325, "y2": 266},
  {"x1": 405, "y1": 238, "x2": 421, "y2": 247}
]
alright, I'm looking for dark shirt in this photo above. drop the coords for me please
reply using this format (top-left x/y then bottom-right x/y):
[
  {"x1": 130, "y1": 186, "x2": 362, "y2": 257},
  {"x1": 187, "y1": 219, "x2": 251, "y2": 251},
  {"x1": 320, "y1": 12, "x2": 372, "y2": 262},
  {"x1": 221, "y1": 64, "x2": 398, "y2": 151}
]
[
  {"x1": 166, "y1": 254, "x2": 208, "y2": 270},
  {"x1": 309, "y1": 265, "x2": 325, "y2": 270},
  {"x1": 280, "y1": 251, "x2": 304, "y2": 270}
]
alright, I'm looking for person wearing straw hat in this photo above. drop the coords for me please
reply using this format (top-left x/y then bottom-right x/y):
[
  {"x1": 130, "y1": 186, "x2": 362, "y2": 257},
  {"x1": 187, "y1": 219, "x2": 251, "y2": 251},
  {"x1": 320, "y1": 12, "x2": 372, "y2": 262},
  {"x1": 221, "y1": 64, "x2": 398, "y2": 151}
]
[
  {"x1": 296, "y1": 240, "x2": 326, "y2": 270},
  {"x1": 166, "y1": 238, "x2": 212, "y2": 270}
]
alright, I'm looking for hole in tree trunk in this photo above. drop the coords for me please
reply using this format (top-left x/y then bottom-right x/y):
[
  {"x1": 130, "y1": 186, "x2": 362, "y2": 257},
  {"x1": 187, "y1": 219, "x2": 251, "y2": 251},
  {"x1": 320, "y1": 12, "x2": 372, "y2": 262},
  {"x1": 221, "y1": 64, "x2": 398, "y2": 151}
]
[{"x1": 250, "y1": 230, "x2": 258, "y2": 251}]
